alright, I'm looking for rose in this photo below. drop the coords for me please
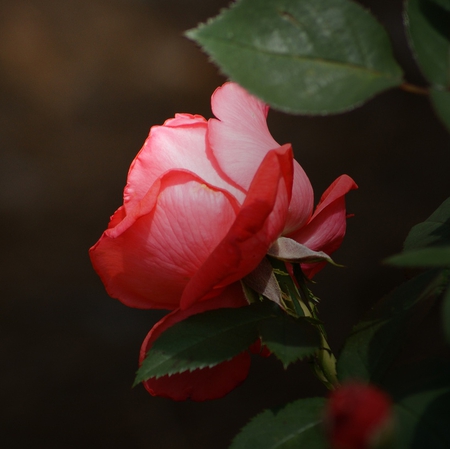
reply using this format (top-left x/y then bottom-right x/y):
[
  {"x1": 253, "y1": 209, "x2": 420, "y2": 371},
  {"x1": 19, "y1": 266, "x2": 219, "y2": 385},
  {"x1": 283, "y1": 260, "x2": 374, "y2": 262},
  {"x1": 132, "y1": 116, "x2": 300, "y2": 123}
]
[
  {"x1": 90, "y1": 82, "x2": 357, "y2": 400},
  {"x1": 324, "y1": 383, "x2": 394, "y2": 449}
]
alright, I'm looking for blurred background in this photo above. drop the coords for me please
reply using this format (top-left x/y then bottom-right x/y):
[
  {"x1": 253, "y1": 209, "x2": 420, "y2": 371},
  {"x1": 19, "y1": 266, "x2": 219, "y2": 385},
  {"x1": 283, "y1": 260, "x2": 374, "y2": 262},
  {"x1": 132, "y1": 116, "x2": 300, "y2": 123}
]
[{"x1": 1, "y1": 0, "x2": 449, "y2": 447}]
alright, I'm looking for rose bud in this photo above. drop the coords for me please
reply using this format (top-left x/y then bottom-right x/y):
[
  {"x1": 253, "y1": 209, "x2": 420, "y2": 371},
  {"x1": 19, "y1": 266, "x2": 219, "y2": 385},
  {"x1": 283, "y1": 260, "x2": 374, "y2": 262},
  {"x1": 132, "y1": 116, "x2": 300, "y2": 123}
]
[{"x1": 324, "y1": 382, "x2": 394, "y2": 449}]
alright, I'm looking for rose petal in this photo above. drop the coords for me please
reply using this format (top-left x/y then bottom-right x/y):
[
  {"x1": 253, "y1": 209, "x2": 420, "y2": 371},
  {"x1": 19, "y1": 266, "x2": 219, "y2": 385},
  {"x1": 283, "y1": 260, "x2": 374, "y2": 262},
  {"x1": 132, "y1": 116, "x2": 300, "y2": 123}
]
[
  {"x1": 283, "y1": 161, "x2": 314, "y2": 235},
  {"x1": 124, "y1": 113, "x2": 243, "y2": 212},
  {"x1": 180, "y1": 144, "x2": 294, "y2": 309},
  {"x1": 208, "y1": 82, "x2": 280, "y2": 191},
  {"x1": 140, "y1": 283, "x2": 251, "y2": 401},
  {"x1": 89, "y1": 170, "x2": 240, "y2": 309},
  {"x1": 287, "y1": 175, "x2": 357, "y2": 277}
]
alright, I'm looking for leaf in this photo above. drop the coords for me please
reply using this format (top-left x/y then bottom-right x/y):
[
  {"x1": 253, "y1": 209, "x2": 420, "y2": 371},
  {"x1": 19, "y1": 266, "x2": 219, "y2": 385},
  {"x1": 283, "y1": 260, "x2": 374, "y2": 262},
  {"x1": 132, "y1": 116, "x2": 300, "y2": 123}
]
[
  {"x1": 443, "y1": 286, "x2": 450, "y2": 344},
  {"x1": 259, "y1": 313, "x2": 321, "y2": 369},
  {"x1": 230, "y1": 397, "x2": 327, "y2": 449},
  {"x1": 383, "y1": 358, "x2": 450, "y2": 449},
  {"x1": 337, "y1": 270, "x2": 447, "y2": 382},
  {"x1": 405, "y1": 0, "x2": 450, "y2": 88},
  {"x1": 429, "y1": 0, "x2": 450, "y2": 11},
  {"x1": 135, "y1": 302, "x2": 276, "y2": 383},
  {"x1": 187, "y1": 0, "x2": 403, "y2": 114},
  {"x1": 403, "y1": 197, "x2": 450, "y2": 250},
  {"x1": 430, "y1": 88, "x2": 450, "y2": 133},
  {"x1": 386, "y1": 246, "x2": 450, "y2": 267}
]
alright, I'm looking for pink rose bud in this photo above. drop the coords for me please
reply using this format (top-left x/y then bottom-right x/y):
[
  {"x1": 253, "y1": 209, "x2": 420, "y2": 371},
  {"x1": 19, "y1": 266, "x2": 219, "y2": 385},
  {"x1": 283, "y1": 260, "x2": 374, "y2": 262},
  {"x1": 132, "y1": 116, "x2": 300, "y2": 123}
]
[{"x1": 324, "y1": 382, "x2": 394, "y2": 449}]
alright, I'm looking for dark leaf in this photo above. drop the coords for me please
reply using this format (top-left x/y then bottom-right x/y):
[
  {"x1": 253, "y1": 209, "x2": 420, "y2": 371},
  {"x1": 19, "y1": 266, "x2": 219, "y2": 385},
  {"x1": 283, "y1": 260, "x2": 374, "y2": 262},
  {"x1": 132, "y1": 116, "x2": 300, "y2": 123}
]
[
  {"x1": 403, "y1": 197, "x2": 450, "y2": 250},
  {"x1": 187, "y1": 0, "x2": 402, "y2": 114},
  {"x1": 386, "y1": 246, "x2": 450, "y2": 267},
  {"x1": 405, "y1": 0, "x2": 450, "y2": 88},
  {"x1": 383, "y1": 358, "x2": 450, "y2": 449},
  {"x1": 259, "y1": 313, "x2": 321, "y2": 369},
  {"x1": 430, "y1": 88, "x2": 450, "y2": 133},
  {"x1": 338, "y1": 270, "x2": 447, "y2": 382},
  {"x1": 230, "y1": 397, "x2": 327, "y2": 449},
  {"x1": 135, "y1": 302, "x2": 276, "y2": 383}
]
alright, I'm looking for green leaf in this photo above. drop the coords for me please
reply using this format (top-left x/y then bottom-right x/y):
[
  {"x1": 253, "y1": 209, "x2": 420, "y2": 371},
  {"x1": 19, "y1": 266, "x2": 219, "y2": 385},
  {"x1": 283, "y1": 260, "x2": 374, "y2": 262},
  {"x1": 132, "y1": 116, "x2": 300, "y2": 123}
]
[
  {"x1": 259, "y1": 313, "x2": 321, "y2": 369},
  {"x1": 405, "y1": 0, "x2": 450, "y2": 88},
  {"x1": 383, "y1": 359, "x2": 450, "y2": 449},
  {"x1": 430, "y1": 88, "x2": 450, "y2": 132},
  {"x1": 230, "y1": 397, "x2": 327, "y2": 449},
  {"x1": 429, "y1": 0, "x2": 450, "y2": 11},
  {"x1": 135, "y1": 302, "x2": 276, "y2": 384},
  {"x1": 403, "y1": 197, "x2": 450, "y2": 250},
  {"x1": 187, "y1": 0, "x2": 403, "y2": 114},
  {"x1": 386, "y1": 246, "x2": 450, "y2": 267},
  {"x1": 337, "y1": 270, "x2": 447, "y2": 382},
  {"x1": 443, "y1": 286, "x2": 450, "y2": 344}
]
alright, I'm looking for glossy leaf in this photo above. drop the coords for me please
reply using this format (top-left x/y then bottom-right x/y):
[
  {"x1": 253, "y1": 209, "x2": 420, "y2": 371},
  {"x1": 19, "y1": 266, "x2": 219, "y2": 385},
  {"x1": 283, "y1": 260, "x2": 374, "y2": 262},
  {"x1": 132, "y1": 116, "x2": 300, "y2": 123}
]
[
  {"x1": 405, "y1": 0, "x2": 450, "y2": 88},
  {"x1": 403, "y1": 197, "x2": 450, "y2": 250},
  {"x1": 187, "y1": 0, "x2": 403, "y2": 114},
  {"x1": 135, "y1": 302, "x2": 276, "y2": 383},
  {"x1": 386, "y1": 246, "x2": 450, "y2": 267},
  {"x1": 337, "y1": 270, "x2": 447, "y2": 382},
  {"x1": 383, "y1": 359, "x2": 450, "y2": 449},
  {"x1": 230, "y1": 397, "x2": 327, "y2": 449},
  {"x1": 259, "y1": 313, "x2": 321, "y2": 368},
  {"x1": 430, "y1": 89, "x2": 450, "y2": 133}
]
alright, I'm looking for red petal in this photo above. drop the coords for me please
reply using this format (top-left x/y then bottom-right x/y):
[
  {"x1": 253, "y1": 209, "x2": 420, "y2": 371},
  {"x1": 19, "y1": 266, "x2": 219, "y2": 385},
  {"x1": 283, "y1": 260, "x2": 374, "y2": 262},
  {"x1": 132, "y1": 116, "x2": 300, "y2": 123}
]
[
  {"x1": 89, "y1": 170, "x2": 240, "y2": 309},
  {"x1": 283, "y1": 161, "x2": 314, "y2": 235},
  {"x1": 180, "y1": 144, "x2": 294, "y2": 309},
  {"x1": 287, "y1": 175, "x2": 357, "y2": 277},
  {"x1": 140, "y1": 283, "x2": 252, "y2": 401}
]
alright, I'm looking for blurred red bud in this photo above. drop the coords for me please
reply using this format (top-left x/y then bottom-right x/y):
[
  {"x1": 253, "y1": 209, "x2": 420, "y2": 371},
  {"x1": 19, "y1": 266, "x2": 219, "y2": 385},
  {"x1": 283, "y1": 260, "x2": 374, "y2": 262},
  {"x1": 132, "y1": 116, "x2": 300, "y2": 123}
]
[{"x1": 324, "y1": 382, "x2": 394, "y2": 449}]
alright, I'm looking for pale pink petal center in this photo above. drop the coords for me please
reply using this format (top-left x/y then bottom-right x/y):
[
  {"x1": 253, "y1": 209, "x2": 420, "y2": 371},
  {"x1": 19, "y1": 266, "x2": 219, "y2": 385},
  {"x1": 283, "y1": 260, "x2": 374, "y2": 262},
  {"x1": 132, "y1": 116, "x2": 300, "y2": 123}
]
[{"x1": 208, "y1": 82, "x2": 280, "y2": 191}]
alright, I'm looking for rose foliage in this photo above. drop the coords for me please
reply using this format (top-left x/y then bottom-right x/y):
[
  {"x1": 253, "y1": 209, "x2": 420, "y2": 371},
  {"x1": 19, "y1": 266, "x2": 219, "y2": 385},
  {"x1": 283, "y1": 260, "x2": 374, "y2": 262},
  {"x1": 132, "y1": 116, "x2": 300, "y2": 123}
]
[{"x1": 90, "y1": 82, "x2": 357, "y2": 401}]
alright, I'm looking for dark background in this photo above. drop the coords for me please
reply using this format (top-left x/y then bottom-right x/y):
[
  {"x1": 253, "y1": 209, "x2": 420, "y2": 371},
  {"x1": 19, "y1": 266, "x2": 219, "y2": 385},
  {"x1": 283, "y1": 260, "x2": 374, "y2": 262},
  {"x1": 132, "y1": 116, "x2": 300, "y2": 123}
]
[{"x1": 1, "y1": 0, "x2": 449, "y2": 448}]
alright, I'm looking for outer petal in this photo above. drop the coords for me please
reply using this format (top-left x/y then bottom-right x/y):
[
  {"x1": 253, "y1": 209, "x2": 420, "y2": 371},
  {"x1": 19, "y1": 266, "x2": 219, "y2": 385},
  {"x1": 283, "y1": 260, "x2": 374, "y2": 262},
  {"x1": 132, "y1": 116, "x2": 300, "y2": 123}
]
[
  {"x1": 180, "y1": 144, "x2": 294, "y2": 309},
  {"x1": 287, "y1": 175, "x2": 358, "y2": 277},
  {"x1": 208, "y1": 82, "x2": 281, "y2": 191},
  {"x1": 283, "y1": 161, "x2": 314, "y2": 235},
  {"x1": 89, "y1": 170, "x2": 239, "y2": 309},
  {"x1": 124, "y1": 113, "x2": 243, "y2": 212},
  {"x1": 139, "y1": 283, "x2": 251, "y2": 401}
]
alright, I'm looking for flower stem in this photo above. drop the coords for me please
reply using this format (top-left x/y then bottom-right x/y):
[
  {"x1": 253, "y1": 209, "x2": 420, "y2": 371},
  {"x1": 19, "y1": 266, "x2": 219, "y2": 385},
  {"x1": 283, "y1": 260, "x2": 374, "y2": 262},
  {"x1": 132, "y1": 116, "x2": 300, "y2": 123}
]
[{"x1": 293, "y1": 266, "x2": 340, "y2": 390}]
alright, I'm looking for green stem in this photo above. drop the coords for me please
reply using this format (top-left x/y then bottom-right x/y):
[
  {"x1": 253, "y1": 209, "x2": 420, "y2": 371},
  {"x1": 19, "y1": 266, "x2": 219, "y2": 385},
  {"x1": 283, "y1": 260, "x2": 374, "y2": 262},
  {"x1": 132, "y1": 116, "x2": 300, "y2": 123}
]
[
  {"x1": 293, "y1": 265, "x2": 340, "y2": 390},
  {"x1": 268, "y1": 257, "x2": 340, "y2": 390}
]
